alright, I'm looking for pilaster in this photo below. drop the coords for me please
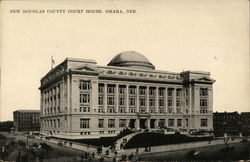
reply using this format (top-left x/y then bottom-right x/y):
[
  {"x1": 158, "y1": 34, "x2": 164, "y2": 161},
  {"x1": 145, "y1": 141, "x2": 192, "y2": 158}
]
[
  {"x1": 136, "y1": 86, "x2": 140, "y2": 113},
  {"x1": 164, "y1": 87, "x2": 168, "y2": 114},
  {"x1": 115, "y1": 84, "x2": 119, "y2": 113},
  {"x1": 155, "y1": 87, "x2": 159, "y2": 113},
  {"x1": 125, "y1": 85, "x2": 129, "y2": 113},
  {"x1": 173, "y1": 88, "x2": 176, "y2": 113},
  {"x1": 104, "y1": 83, "x2": 107, "y2": 113},
  {"x1": 146, "y1": 86, "x2": 149, "y2": 113}
]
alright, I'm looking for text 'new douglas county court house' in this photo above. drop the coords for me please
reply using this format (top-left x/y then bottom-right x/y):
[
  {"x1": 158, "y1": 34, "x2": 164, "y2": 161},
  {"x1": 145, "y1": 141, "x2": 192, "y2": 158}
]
[{"x1": 39, "y1": 51, "x2": 215, "y2": 139}]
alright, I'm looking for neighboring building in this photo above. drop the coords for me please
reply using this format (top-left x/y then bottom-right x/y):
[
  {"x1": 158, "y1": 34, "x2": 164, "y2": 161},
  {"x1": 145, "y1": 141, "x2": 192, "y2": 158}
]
[
  {"x1": 213, "y1": 111, "x2": 240, "y2": 136},
  {"x1": 240, "y1": 112, "x2": 250, "y2": 135},
  {"x1": 0, "y1": 121, "x2": 13, "y2": 131},
  {"x1": 213, "y1": 111, "x2": 250, "y2": 136},
  {"x1": 13, "y1": 110, "x2": 40, "y2": 132},
  {"x1": 39, "y1": 51, "x2": 215, "y2": 139}
]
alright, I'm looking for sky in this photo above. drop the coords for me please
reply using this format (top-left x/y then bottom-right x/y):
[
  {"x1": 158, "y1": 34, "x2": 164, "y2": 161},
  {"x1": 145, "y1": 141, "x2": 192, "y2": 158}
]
[{"x1": 1, "y1": 0, "x2": 249, "y2": 121}]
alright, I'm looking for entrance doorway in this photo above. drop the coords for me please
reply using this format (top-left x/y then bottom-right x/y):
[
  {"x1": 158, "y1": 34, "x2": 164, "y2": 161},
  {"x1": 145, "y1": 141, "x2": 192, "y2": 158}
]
[
  {"x1": 150, "y1": 119, "x2": 156, "y2": 129},
  {"x1": 140, "y1": 119, "x2": 147, "y2": 129},
  {"x1": 129, "y1": 119, "x2": 136, "y2": 128}
]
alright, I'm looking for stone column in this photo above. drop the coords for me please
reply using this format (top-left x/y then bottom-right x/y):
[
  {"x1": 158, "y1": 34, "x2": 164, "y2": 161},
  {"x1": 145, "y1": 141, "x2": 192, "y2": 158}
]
[
  {"x1": 104, "y1": 83, "x2": 108, "y2": 113},
  {"x1": 155, "y1": 119, "x2": 159, "y2": 129},
  {"x1": 115, "y1": 84, "x2": 119, "y2": 113},
  {"x1": 165, "y1": 87, "x2": 168, "y2": 114},
  {"x1": 125, "y1": 85, "x2": 129, "y2": 113},
  {"x1": 135, "y1": 119, "x2": 140, "y2": 130},
  {"x1": 173, "y1": 88, "x2": 176, "y2": 113},
  {"x1": 136, "y1": 86, "x2": 140, "y2": 113},
  {"x1": 146, "y1": 119, "x2": 150, "y2": 129},
  {"x1": 125, "y1": 119, "x2": 129, "y2": 128},
  {"x1": 146, "y1": 86, "x2": 149, "y2": 113},
  {"x1": 164, "y1": 119, "x2": 167, "y2": 128},
  {"x1": 155, "y1": 87, "x2": 159, "y2": 113}
]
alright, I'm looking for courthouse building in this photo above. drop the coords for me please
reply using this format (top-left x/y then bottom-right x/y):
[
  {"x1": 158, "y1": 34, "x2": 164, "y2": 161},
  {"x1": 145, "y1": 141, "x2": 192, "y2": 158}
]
[{"x1": 39, "y1": 51, "x2": 215, "y2": 139}]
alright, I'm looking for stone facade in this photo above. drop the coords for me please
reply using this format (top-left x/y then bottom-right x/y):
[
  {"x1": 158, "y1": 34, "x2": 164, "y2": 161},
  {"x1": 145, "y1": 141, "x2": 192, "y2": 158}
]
[{"x1": 39, "y1": 51, "x2": 215, "y2": 139}]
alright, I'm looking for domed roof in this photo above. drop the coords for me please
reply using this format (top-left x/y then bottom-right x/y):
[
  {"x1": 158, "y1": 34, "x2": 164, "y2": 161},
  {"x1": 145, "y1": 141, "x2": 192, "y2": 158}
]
[{"x1": 107, "y1": 51, "x2": 155, "y2": 70}]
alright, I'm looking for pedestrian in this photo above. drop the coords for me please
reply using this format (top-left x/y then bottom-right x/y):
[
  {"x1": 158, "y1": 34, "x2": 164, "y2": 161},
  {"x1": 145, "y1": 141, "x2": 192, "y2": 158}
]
[
  {"x1": 92, "y1": 152, "x2": 95, "y2": 159},
  {"x1": 136, "y1": 148, "x2": 139, "y2": 154}
]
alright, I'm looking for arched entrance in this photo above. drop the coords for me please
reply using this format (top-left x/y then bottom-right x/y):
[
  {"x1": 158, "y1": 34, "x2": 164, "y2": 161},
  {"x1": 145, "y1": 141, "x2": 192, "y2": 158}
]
[{"x1": 140, "y1": 119, "x2": 147, "y2": 129}]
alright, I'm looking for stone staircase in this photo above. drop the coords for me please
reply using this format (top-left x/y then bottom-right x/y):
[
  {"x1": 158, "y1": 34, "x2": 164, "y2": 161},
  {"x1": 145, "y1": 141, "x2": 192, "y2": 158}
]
[{"x1": 114, "y1": 132, "x2": 142, "y2": 151}]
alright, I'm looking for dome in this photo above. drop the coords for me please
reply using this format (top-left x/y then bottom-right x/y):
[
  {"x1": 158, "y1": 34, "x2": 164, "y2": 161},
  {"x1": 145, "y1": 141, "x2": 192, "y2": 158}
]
[{"x1": 107, "y1": 51, "x2": 155, "y2": 70}]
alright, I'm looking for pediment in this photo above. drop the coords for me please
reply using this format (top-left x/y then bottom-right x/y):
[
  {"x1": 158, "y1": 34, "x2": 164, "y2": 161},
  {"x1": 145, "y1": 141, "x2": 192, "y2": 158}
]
[
  {"x1": 71, "y1": 64, "x2": 100, "y2": 73},
  {"x1": 192, "y1": 76, "x2": 215, "y2": 83}
]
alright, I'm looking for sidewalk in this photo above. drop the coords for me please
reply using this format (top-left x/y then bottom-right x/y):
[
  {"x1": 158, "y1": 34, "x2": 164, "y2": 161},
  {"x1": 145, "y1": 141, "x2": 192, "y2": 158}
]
[{"x1": 119, "y1": 137, "x2": 245, "y2": 156}]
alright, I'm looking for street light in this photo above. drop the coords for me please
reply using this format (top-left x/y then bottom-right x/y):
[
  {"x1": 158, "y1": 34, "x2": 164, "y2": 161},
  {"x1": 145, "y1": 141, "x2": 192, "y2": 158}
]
[
  {"x1": 222, "y1": 121, "x2": 227, "y2": 138},
  {"x1": 237, "y1": 121, "x2": 242, "y2": 137}
]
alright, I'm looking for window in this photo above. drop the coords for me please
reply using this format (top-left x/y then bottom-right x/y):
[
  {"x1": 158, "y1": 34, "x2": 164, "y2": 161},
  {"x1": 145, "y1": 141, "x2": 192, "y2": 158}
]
[
  {"x1": 200, "y1": 99, "x2": 207, "y2": 107},
  {"x1": 159, "y1": 109, "x2": 164, "y2": 113},
  {"x1": 80, "y1": 94, "x2": 90, "y2": 103},
  {"x1": 119, "y1": 97, "x2": 125, "y2": 106},
  {"x1": 177, "y1": 119, "x2": 182, "y2": 127},
  {"x1": 98, "y1": 119, "x2": 104, "y2": 128},
  {"x1": 168, "y1": 100, "x2": 172, "y2": 107},
  {"x1": 119, "y1": 108, "x2": 125, "y2": 113},
  {"x1": 119, "y1": 119, "x2": 126, "y2": 127},
  {"x1": 159, "y1": 89, "x2": 164, "y2": 96},
  {"x1": 129, "y1": 108, "x2": 136, "y2": 113},
  {"x1": 98, "y1": 84, "x2": 104, "y2": 93},
  {"x1": 108, "y1": 119, "x2": 115, "y2": 128},
  {"x1": 129, "y1": 87, "x2": 136, "y2": 94},
  {"x1": 168, "y1": 119, "x2": 174, "y2": 127},
  {"x1": 140, "y1": 98, "x2": 146, "y2": 106},
  {"x1": 158, "y1": 119, "x2": 165, "y2": 128},
  {"x1": 176, "y1": 108, "x2": 181, "y2": 114},
  {"x1": 149, "y1": 99, "x2": 155, "y2": 107},
  {"x1": 185, "y1": 119, "x2": 189, "y2": 127},
  {"x1": 201, "y1": 119, "x2": 208, "y2": 127},
  {"x1": 185, "y1": 89, "x2": 188, "y2": 96},
  {"x1": 54, "y1": 119, "x2": 56, "y2": 128},
  {"x1": 200, "y1": 88, "x2": 208, "y2": 96},
  {"x1": 108, "y1": 108, "x2": 115, "y2": 113},
  {"x1": 168, "y1": 108, "x2": 173, "y2": 113},
  {"x1": 108, "y1": 97, "x2": 115, "y2": 105},
  {"x1": 168, "y1": 90, "x2": 173, "y2": 97},
  {"x1": 98, "y1": 108, "x2": 104, "y2": 113},
  {"x1": 80, "y1": 119, "x2": 90, "y2": 128},
  {"x1": 149, "y1": 88, "x2": 155, "y2": 95},
  {"x1": 129, "y1": 97, "x2": 135, "y2": 107},
  {"x1": 176, "y1": 99, "x2": 181, "y2": 107},
  {"x1": 79, "y1": 81, "x2": 90, "y2": 90},
  {"x1": 107, "y1": 86, "x2": 115, "y2": 94},
  {"x1": 140, "y1": 108, "x2": 146, "y2": 113},
  {"x1": 98, "y1": 97, "x2": 103, "y2": 105},
  {"x1": 139, "y1": 88, "x2": 146, "y2": 95},
  {"x1": 176, "y1": 90, "x2": 181, "y2": 97},
  {"x1": 57, "y1": 119, "x2": 60, "y2": 128},
  {"x1": 159, "y1": 99, "x2": 164, "y2": 107},
  {"x1": 119, "y1": 87, "x2": 125, "y2": 94},
  {"x1": 80, "y1": 106, "x2": 90, "y2": 112}
]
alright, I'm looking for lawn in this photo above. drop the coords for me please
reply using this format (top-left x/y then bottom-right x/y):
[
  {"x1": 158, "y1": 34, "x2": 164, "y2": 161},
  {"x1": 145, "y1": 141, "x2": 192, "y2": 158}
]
[{"x1": 124, "y1": 132, "x2": 212, "y2": 149}]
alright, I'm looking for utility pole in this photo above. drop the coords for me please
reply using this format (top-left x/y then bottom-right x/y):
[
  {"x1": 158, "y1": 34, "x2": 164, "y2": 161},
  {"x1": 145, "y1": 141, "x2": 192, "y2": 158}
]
[{"x1": 26, "y1": 135, "x2": 29, "y2": 162}]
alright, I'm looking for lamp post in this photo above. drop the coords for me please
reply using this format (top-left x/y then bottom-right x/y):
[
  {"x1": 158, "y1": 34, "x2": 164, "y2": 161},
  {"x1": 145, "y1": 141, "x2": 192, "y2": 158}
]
[
  {"x1": 222, "y1": 121, "x2": 227, "y2": 138},
  {"x1": 237, "y1": 121, "x2": 242, "y2": 137}
]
